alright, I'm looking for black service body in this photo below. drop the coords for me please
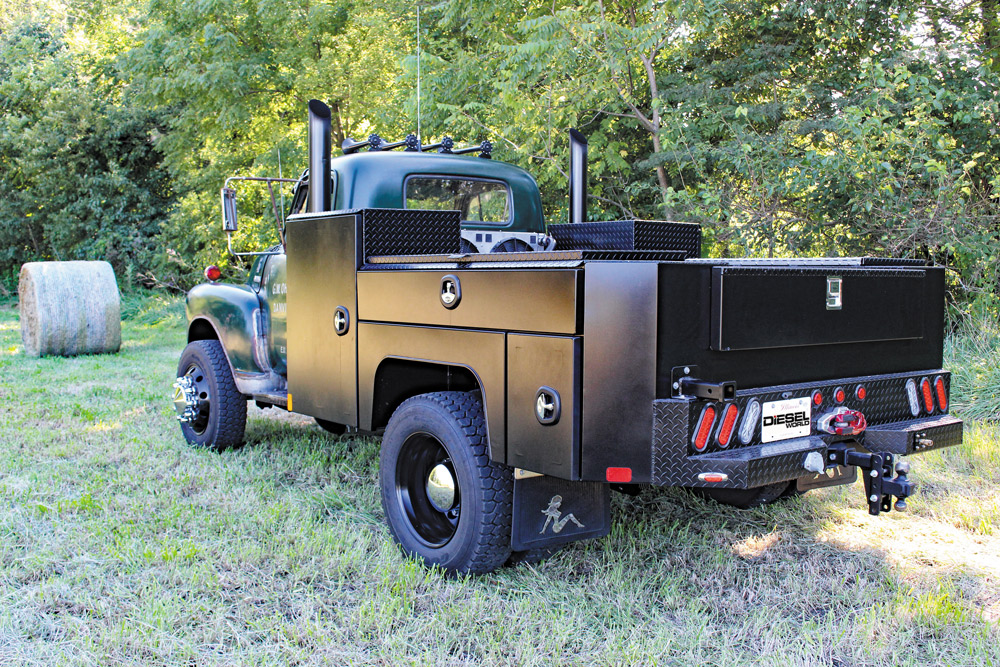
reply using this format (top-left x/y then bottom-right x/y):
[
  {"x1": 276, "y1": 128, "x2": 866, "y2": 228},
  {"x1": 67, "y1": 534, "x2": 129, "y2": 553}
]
[{"x1": 182, "y1": 107, "x2": 961, "y2": 566}]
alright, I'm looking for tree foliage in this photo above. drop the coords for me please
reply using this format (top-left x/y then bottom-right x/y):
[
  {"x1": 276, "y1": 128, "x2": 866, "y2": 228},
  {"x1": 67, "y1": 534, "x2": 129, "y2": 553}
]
[{"x1": 0, "y1": 0, "x2": 997, "y2": 309}]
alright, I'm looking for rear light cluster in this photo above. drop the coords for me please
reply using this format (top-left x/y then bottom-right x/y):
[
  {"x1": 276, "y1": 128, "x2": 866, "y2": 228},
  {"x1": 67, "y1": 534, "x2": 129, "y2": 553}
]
[
  {"x1": 905, "y1": 376, "x2": 948, "y2": 416},
  {"x1": 692, "y1": 402, "x2": 743, "y2": 452}
]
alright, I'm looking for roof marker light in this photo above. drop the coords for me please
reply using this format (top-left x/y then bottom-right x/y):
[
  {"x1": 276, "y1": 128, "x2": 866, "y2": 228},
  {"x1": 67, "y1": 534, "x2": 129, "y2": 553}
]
[{"x1": 934, "y1": 376, "x2": 947, "y2": 412}]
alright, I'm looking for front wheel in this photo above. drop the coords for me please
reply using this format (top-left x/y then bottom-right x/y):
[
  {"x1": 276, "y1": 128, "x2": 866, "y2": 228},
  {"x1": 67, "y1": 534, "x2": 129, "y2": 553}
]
[
  {"x1": 173, "y1": 340, "x2": 246, "y2": 450},
  {"x1": 379, "y1": 391, "x2": 513, "y2": 574}
]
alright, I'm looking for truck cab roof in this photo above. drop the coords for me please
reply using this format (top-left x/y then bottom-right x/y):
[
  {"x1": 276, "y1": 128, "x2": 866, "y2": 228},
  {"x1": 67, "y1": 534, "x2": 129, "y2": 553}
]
[{"x1": 329, "y1": 151, "x2": 545, "y2": 233}]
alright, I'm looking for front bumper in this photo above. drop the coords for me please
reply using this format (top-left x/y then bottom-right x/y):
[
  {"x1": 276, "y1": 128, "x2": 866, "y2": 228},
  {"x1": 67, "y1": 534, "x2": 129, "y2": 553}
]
[{"x1": 651, "y1": 372, "x2": 963, "y2": 489}]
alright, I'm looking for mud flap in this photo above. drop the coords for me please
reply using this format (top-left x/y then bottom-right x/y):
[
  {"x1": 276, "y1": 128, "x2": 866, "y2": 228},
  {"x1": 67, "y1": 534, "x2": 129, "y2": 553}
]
[{"x1": 511, "y1": 476, "x2": 610, "y2": 551}]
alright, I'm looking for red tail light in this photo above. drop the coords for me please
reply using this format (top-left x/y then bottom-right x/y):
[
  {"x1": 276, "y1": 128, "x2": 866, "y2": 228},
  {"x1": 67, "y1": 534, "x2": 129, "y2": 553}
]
[
  {"x1": 812, "y1": 390, "x2": 823, "y2": 406},
  {"x1": 716, "y1": 403, "x2": 739, "y2": 448},
  {"x1": 693, "y1": 405, "x2": 717, "y2": 452},
  {"x1": 920, "y1": 377, "x2": 934, "y2": 413},
  {"x1": 204, "y1": 265, "x2": 222, "y2": 282},
  {"x1": 856, "y1": 385, "x2": 867, "y2": 401},
  {"x1": 834, "y1": 387, "x2": 846, "y2": 403},
  {"x1": 934, "y1": 376, "x2": 947, "y2": 412}
]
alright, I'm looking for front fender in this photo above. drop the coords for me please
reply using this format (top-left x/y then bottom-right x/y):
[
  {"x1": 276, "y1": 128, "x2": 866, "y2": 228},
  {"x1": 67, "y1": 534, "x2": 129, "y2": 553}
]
[{"x1": 186, "y1": 282, "x2": 267, "y2": 382}]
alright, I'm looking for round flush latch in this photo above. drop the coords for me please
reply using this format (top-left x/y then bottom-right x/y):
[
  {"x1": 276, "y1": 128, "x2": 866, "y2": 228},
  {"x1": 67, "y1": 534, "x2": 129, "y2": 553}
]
[
  {"x1": 440, "y1": 274, "x2": 461, "y2": 309},
  {"x1": 535, "y1": 386, "x2": 561, "y2": 425},
  {"x1": 333, "y1": 306, "x2": 350, "y2": 335}
]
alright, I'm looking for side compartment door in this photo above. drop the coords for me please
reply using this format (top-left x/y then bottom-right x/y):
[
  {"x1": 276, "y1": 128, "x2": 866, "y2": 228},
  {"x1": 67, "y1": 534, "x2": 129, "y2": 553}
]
[
  {"x1": 285, "y1": 213, "x2": 360, "y2": 424},
  {"x1": 506, "y1": 334, "x2": 581, "y2": 480}
]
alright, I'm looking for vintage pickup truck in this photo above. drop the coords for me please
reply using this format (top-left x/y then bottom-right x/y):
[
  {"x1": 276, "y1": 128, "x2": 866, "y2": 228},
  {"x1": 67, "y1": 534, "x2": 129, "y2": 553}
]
[{"x1": 173, "y1": 100, "x2": 962, "y2": 573}]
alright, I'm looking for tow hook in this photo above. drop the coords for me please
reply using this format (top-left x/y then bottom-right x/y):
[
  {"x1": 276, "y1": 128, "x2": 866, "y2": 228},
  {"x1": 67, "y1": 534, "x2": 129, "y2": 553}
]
[{"x1": 827, "y1": 444, "x2": 914, "y2": 516}]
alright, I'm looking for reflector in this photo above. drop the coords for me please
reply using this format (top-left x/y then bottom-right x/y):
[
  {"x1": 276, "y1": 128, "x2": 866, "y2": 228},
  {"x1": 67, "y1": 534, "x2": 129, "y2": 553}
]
[
  {"x1": 204, "y1": 265, "x2": 222, "y2": 282},
  {"x1": 606, "y1": 467, "x2": 632, "y2": 483}
]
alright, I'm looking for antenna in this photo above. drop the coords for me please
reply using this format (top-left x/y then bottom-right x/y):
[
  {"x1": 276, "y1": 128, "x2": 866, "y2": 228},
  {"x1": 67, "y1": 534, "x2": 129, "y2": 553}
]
[
  {"x1": 416, "y1": 3, "x2": 421, "y2": 143},
  {"x1": 277, "y1": 147, "x2": 284, "y2": 224}
]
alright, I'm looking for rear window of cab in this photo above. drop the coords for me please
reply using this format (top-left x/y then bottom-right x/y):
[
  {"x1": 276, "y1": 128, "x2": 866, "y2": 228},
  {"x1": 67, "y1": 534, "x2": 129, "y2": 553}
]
[{"x1": 404, "y1": 176, "x2": 511, "y2": 225}]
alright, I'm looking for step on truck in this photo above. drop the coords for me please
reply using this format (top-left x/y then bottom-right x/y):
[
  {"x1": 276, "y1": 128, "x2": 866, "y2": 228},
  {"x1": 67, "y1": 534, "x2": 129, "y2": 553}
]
[{"x1": 173, "y1": 100, "x2": 963, "y2": 574}]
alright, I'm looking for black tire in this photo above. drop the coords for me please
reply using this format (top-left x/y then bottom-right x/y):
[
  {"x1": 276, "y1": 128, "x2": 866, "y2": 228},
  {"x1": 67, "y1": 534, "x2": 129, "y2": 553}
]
[
  {"x1": 700, "y1": 481, "x2": 795, "y2": 509},
  {"x1": 314, "y1": 418, "x2": 347, "y2": 435},
  {"x1": 379, "y1": 391, "x2": 513, "y2": 574},
  {"x1": 506, "y1": 546, "x2": 560, "y2": 567},
  {"x1": 176, "y1": 340, "x2": 246, "y2": 450}
]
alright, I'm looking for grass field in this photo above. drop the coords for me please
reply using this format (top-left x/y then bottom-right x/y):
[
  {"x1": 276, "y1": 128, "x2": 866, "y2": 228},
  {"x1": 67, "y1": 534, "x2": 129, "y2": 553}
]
[{"x1": 0, "y1": 294, "x2": 998, "y2": 666}]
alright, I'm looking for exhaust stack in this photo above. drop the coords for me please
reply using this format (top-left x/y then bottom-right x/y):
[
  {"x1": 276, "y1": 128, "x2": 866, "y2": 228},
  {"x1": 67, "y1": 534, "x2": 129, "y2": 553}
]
[
  {"x1": 307, "y1": 99, "x2": 332, "y2": 213},
  {"x1": 568, "y1": 129, "x2": 588, "y2": 224}
]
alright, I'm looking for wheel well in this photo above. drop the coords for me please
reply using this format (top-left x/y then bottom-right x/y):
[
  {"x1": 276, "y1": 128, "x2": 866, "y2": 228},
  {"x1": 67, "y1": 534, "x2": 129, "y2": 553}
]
[
  {"x1": 371, "y1": 358, "x2": 481, "y2": 430},
  {"x1": 188, "y1": 318, "x2": 219, "y2": 343}
]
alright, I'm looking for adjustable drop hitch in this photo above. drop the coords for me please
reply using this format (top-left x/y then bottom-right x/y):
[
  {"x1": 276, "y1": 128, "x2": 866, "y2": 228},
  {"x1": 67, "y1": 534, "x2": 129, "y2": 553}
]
[{"x1": 826, "y1": 444, "x2": 914, "y2": 516}]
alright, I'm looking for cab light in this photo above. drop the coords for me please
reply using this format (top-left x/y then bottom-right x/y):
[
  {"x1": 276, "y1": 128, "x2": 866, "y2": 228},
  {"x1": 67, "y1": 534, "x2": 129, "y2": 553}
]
[
  {"x1": 606, "y1": 467, "x2": 632, "y2": 483},
  {"x1": 204, "y1": 265, "x2": 222, "y2": 282},
  {"x1": 834, "y1": 387, "x2": 846, "y2": 404},
  {"x1": 856, "y1": 385, "x2": 867, "y2": 401},
  {"x1": 717, "y1": 403, "x2": 739, "y2": 448},
  {"x1": 812, "y1": 390, "x2": 823, "y2": 406},
  {"x1": 934, "y1": 376, "x2": 947, "y2": 412},
  {"x1": 920, "y1": 377, "x2": 934, "y2": 414},
  {"x1": 739, "y1": 400, "x2": 761, "y2": 445},
  {"x1": 693, "y1": 405, "x2": 717, "y2": 452},
  {"x1": 904, "y1": 379, "x2": 919, "y2": 417}
]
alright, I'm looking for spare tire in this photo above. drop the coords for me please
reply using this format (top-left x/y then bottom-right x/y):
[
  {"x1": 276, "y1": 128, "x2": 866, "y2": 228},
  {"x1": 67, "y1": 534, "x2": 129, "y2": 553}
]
[{"x1": 18, "y1": 261, "x2": 121, "y2": 357}]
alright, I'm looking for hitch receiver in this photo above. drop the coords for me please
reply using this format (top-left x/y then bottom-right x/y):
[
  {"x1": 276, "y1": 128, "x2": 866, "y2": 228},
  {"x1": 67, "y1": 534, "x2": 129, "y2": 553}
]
[{"x1": 827, "y1": 444, "x2": 914, "y2": 516}]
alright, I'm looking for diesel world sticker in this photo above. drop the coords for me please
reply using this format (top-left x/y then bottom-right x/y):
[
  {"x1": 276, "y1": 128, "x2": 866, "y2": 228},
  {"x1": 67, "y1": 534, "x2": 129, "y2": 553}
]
[{"x1": 761, "y1": 397, "x2": 812, "y2": 443}]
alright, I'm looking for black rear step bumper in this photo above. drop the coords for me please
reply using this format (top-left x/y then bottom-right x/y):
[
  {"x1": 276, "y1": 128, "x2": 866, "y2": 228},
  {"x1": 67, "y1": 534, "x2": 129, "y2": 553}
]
[
  {"x1": 652, "y1": 404, "x2": 962, "y2": 490},
  {"x1": 864, "y1": 414, "x2": 963, "y2": 455}
]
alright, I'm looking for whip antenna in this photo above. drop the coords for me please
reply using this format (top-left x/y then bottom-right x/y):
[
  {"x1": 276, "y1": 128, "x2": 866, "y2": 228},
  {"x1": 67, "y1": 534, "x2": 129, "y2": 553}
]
[{"x1": 416, "y1": 4, "x2": 421, "y2": 143}]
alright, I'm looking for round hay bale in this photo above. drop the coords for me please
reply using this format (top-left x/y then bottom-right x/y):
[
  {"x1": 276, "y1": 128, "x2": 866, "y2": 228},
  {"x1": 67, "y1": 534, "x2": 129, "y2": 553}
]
[{"x1": 18, "y1": 261, "x2": 121, "y2": 357}]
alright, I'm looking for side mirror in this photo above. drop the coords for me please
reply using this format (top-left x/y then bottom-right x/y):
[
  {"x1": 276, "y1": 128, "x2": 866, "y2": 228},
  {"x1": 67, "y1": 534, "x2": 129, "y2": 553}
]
[{"x1": 221, "y1": 187, "x2": 238, "y2": 232}]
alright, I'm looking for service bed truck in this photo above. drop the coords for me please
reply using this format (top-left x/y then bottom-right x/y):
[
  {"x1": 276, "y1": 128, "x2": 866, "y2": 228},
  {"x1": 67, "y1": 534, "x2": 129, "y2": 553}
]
[{"x1": 173, "y1": 100, "x2": 962, "y2": 573}]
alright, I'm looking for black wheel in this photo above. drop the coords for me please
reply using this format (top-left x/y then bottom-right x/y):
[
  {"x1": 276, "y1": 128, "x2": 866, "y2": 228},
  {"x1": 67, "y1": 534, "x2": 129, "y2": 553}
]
[
  {"x1": 314, "y1": 418, "x2": 347, "y2": 435},
  {"x1": 379, "y1": 391, "x2": 513, "y2": 574},
  {"x1": 506, "y1": 546, "x2": 561, "y2": 567},
  {"x1": 173, "y1": 340, "x2": 246, "y2": 450},
  {"x1": 699, "y1": 481, "x2": 795, "y2": 509}
]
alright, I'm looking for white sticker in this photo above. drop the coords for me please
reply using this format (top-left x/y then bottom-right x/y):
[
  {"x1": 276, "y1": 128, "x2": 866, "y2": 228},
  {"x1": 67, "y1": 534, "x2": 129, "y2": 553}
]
[{"x1": 761, "y1": 397, "x2": 812, "y2": 443}]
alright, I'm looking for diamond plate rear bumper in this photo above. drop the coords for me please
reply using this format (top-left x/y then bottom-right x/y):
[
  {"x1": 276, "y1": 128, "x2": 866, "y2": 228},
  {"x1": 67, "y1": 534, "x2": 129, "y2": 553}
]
[{"x1": 651, "y1": 390, "x2": 963, "y2": 489}]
